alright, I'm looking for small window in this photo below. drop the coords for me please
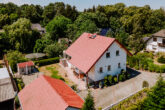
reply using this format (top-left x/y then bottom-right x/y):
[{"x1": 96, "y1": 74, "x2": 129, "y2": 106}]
[
  {"x1": 106, "y1": 52, "x2": 110, "y2": 58},
  {"x1": 107, "y1": 65, "x2": 111, "y2": 71},
  {"x1": 116, "y1": 50, "x2": 119, "y2": 56},
  {"x1": 153, "y1": 37, "x2": 157, "y2": 42},
  {"x1": 118, "y1": 63, "x2": 121, "y2": 68},
  {"x1": 99, "y1": 67, "x2": 103, "y2": 73}
]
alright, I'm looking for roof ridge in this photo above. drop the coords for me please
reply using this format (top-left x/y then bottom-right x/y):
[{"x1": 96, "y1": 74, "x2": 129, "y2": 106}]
[{"x1": 42, "y1": 75, "x2": 69, "y2": 109}]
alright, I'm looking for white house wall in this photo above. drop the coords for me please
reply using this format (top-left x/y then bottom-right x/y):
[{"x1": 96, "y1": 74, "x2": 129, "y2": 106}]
[
  {"x1": 146, "y1": 37, "x2": 165, "y2": 52},
  {"x1": 88, "y1": 41, "x2": 127, "y2": 81}
]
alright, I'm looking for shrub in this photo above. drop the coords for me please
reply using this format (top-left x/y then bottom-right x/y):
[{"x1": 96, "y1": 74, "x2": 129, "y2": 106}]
[
  {"x1": 104, "y1": 76, "x2": 108, "y2": 87},
  {"x1": 71, "y1": 84, "x2": 78, "y2": 91},
  {"x1": 157, "y1": 56, "x2": 165, "y2": 63},
  {"x1": 142, "y1": 80, "x2": 149, "y2": 88},
  {"x1": 15, "y1": 96, "x2": 20, "y2": 109},
  {"x1": 34, "y1": 57, "x2": 60, "y2": 66},
  {"x1": 108, "y1": 75, "x2": 113, "y2": 85},
  {"x1": 113, "y1": 76, "x2": 118, "y2": 83},
  {"x1": 119, "y1": 74, "x2": 123, "y2": 81}
]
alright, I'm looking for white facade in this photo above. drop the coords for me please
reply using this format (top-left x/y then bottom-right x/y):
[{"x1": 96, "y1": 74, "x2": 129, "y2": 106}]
[
  {"x1": 146, "y1": 37, "x2": 165, "y2": 53},
  {"x1": 17, "y1": 66, "x2": 34, "y2": 75},
  {"x1": 88, "y1": 42, "x2": 126, "y2": 81}
]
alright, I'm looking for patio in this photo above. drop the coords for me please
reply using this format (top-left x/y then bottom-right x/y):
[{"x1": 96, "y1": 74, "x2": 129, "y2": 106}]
[{"x1": 59, "y1": 63, "x2": 87, "y2": 90}]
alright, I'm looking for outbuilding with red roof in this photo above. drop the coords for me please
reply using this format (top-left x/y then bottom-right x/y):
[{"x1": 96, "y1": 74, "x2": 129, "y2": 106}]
[
  {"x1": 17, "y1": 61, "x2": 34, "y2": 75},
  {"x1": 61, "y1": 32, "x2": 132, "y2": 84},
  {"x1": 18, "y1": 75, "x2": 84, "y2": 110}
]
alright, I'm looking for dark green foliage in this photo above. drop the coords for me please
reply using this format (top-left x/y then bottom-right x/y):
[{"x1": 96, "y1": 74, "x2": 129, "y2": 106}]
[
  {"x1": 104, "y1": 76, "x2": 108, "y2": 87},
  {"x1": 6, "y1": 50, "x2": 27, "y2": 72},
  {"x1": 142, "y1": 75, "x2": 165, "y2": 110},
  {"x1": 113, "y1": 76, "x2": 118, "y2": 83},
  {"x1": 14, "y1": 78, "x2": 25, "y2": 91},
  {"x1": 15, "y1": 96, "x2": 20, "y2": 109},
  {"x1": 108, "y1": 75, "x2": 113, "y2": 85},
  {"x1": 82, "y1": 91, "x2": 95, "y2": 110},
  {"x1": 142, "y1": 80, "x2": 149, "y2": 88},
  {"x1": 71, "y1": 84, "x2": 78, "y2": 91},
  {"x1": 157, "y1": 56, "x2": 165, "y2": 64},
  {"x1": 34, "y1": 57, "x2": 60, "y2": 66},
  {"x1": 46, "y1": 15, "x2": 72, "y2": 41}
]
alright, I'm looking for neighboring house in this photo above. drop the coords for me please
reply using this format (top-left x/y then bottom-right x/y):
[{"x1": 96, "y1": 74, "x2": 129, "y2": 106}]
[
  {"x1": 17, "y1": 61, "x2": 35, "y2": 74},
  {"x1": 60, "y1": 33, "x2": 132, "y2": 84},
  {"x1": 0, "y1": 67, "x2": 17, "y2": 110},
  {"x1": 144, "y1": 29, "x2": 165, "y2": 52},
  {"x1": 18, "y1": 75, "x2": 84, "y2": 110},
  {"x1": 31, "y1": 23, "x2": 46, "y2": 34}
]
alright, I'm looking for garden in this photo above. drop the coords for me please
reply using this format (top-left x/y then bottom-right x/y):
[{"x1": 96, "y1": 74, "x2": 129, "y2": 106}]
[
  {"x1": 99, "y1": 70, "x2": 131, "y2": 88},
  {"x1": 127, "y1": 52, "x2": 165, "y2": 73}
]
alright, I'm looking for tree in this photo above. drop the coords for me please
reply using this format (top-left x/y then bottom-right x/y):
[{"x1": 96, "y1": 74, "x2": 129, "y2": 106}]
[
  {"x1": 4, "y1": 18, "x2": 40, "y2": 52},
  {"x1": 44, "y1": 42, "x2": 67, "y2": 58},
  {"x1": 6, "y1": 50, "x2": 27, "y2": 72},
  {"x1": 82, "y1": 91, "x2": 95, "y2": 110},
  {"x1": 46, "y1": 15, "x2": 72, "y2": 41},
  {"x1": 0, "y1": 14, "x2": 9, "y2": 28},
  {"x1": 142, "y1": 75, "x2": 165, "y2": 110}
]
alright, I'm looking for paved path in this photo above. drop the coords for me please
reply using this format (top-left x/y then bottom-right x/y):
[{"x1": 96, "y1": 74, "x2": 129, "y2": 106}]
[
  {"x1": 59, "y1": 64, "x2": 87, "y2": 90},
  {"x1": 78, "y1": 70, "x2": 165, "y2": 109}
]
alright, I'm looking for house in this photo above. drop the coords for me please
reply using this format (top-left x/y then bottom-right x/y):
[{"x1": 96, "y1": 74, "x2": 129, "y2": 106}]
[
  {"x1": 144, "y1": 29, "x2": 165, "y2": 53},
  {"x1": 0, "y1": 67, "x2": 17, "y2": 110},
  {"x1": 17, "y1": 61, "x2": 35, "y2": 74},
  {"x1": 60, "y1": 33, "x2": 132, "y2": 84},
  {"x1": 31, "y1": 23, "x2": 46, "y2": 34},
  {"x1": 18, "y1": 75, "x2": 84, "y2": 110}
]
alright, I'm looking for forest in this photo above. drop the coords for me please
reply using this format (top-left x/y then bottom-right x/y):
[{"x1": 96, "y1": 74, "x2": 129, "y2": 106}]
[{"x1": 1, "y1": 2, "x2": 165, "y2": 58}]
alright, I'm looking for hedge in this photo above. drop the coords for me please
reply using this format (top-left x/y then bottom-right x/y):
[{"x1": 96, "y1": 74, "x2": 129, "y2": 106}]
[
  {"x1": 127, "y1": 53, "x2": 165, "y2": 73},
  {"x1": 111, "y1": 88, "x2": 149, "y2": 110},
  {"x1": 34, "y1": 57, "x2": 60, "y2": 66}
]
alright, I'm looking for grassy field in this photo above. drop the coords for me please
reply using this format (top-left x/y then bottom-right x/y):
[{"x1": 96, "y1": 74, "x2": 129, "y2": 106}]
[{"x1": 38, "y1": 64, "x2": 74, "y2": 86}]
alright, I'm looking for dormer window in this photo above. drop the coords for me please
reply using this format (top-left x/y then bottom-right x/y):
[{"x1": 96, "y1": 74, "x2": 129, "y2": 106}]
[
  {"x1": 116, "y1": 50, "x2": 119, "y2": 56},
  {"x1": 106, "y1": 52, "x2": 110, "y2": 58},
  {"x1": 153, "y1": 37, "x2": 157, "y2": 42}
]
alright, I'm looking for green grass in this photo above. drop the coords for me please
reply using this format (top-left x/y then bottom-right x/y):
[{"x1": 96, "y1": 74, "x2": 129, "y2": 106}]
[{"x1": 46, "y1": 66, "x2": 65, "y2": 81}]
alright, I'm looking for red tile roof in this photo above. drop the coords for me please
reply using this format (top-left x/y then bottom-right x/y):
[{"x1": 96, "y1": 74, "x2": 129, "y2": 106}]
[
  {"x1": 65, "y1": 33, "x2": 132, "y2": 73},
  {"x1": 18, "y1": 61, "x2": 34, "y2": 68},
  {"x1": 18, "y1": 75, "x2": 84, "y2": 110}
]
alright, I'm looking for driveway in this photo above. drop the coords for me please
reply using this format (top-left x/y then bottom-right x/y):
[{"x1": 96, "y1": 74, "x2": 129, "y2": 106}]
[{"x1": 78, "y1": 69, "x2": 165, "y2": 109}]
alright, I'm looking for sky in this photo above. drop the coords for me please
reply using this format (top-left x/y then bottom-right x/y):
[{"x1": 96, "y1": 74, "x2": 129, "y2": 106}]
[{"x1": 0, "y1": 0, "x2": 165, "y2": 11}]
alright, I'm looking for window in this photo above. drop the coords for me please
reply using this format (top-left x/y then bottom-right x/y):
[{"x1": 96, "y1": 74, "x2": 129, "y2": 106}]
[
  {"x1": 118, "y1": 63, "x2": 121, "y2": 68},
  {"x1": 106, "y1": 52, "x2": 110, "y2": 58},
  {"x1": 116, "y1": 50, "x2": 119, "y2": 56},
  {"x1": 107, "y1": 65, "x2": 111, "y2": 71},
  {"x1": 99, "y1": 67, "x2": 103, "y2": 73},
  {"x1": 153, "y1": 37, "x2": 157, "y2": 42}
]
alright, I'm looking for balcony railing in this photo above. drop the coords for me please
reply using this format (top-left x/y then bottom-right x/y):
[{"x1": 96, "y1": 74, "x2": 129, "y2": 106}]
[{"x1": 158, "y1": 43, "x2": 165, "y2": 47}]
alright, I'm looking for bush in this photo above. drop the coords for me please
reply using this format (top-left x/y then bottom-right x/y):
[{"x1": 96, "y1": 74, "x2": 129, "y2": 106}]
[
  {"x1": 142, "y1": 80, "x2": 149, "y2": 88},
  {"x1": 71, "y1": 84, "x2": 78, "y2": 91},
  {"x1": 113, "y1": 76, "x2": 118, "y2": 83},
  {"x1": 108, "y1": 75, "x2": 113, "y2": 85},
  {"x1": 34, "y1": 57, "x2": 60, "y2": 66},
  {"x1": 104, "y1": 76, "x2": 108, "y2": 87},
  {"x1": 119, "y1": 74, "x2": 123, "y2": 81},
  {"x1": 157, "y1": 56, "x2": 165, "y2": 64}
]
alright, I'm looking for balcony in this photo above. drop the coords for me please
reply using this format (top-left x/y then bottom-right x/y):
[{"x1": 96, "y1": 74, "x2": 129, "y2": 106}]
[{"x1": 158, "y1": 43, "x2": 165, "y2": 47}]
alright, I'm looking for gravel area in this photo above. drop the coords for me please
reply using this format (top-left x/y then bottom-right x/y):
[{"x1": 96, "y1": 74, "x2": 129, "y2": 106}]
[{"x1": 78, "y1": 69, "x2": 165, "y2": 109}]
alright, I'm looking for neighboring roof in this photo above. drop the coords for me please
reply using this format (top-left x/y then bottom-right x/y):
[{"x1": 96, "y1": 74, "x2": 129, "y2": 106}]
[
  {"x1": 153, "y1": 29, "x2": 165, "y2": 37},
  {"x1": 31, "y1": 23, "x2": 46, "y2": 31},
  {"x1": 65, "y1": 33, "x2": 132, "y2": 73},
  {"x1": 18, "y1": 61, "x2": 34, "y2": 68},
  {"x1": 25, "y1": 53, "x2": 46, "y2": 59},
  {"x1": 100, "y1": 28, "x2": 109, "y2": 36},
  {"x1": 143, "y1": 37, "x2": 150, "y2": 42},
  {"x1": 0, "y1": 67, "x2": 16, "y2": 102},
  {"x1": 18, "y1": 75, "x2": 84, "y2": 110},
  {"x1": 0, "y1": 68, "x2": 10, "y2": 79}
]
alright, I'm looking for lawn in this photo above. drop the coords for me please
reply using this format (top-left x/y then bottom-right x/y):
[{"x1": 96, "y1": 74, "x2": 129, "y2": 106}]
[{"x1": 38, "y1": 64, "x2": 74, "y2": 86}]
